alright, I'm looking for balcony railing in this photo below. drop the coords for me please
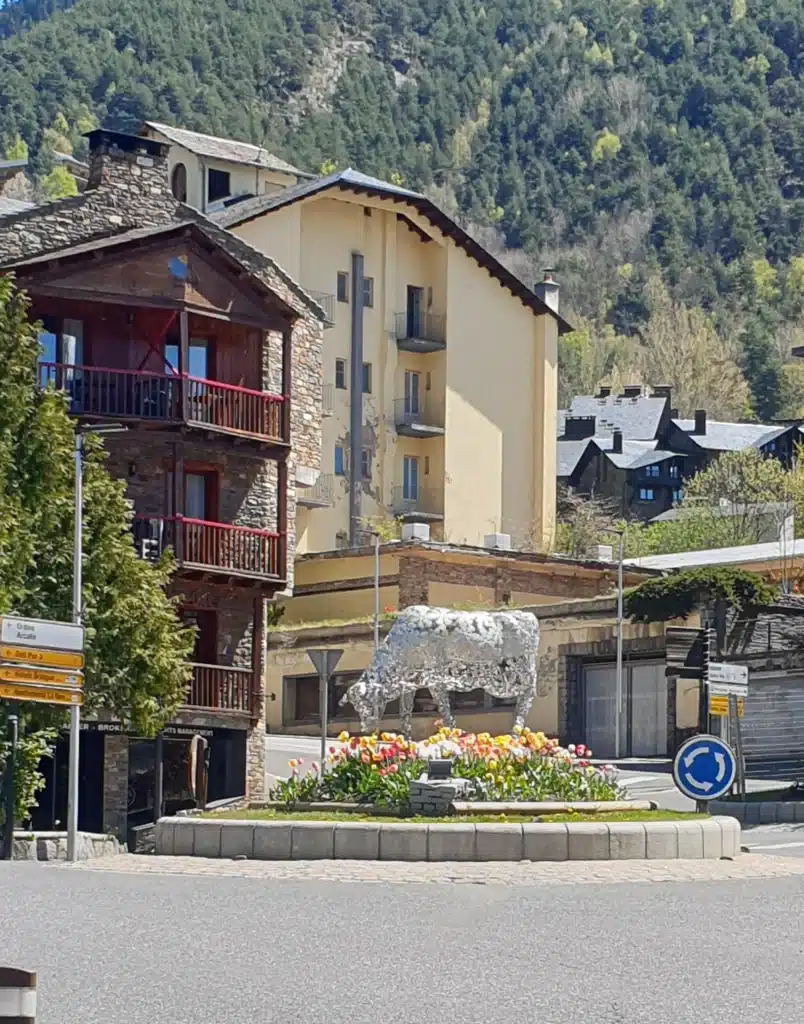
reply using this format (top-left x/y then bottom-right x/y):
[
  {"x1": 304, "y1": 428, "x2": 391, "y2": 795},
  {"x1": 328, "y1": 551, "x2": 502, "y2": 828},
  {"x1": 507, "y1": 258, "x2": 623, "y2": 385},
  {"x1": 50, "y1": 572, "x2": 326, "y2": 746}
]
[
  {"x1": 39, "y1": 364, "x2": 285, "y2": 443},
  {"x1": 394, "y1": 397, "x2": 445, "y2": 438},
  {"x1": 187, "y1": 663, "x2": 254, "y2": 714},
  {"x1": 394, "y1": 312, "x2": 446, "y2": 352},
  {"x1": 297, "y1": 473, "x2": 334, "y2": 509},
  {"x1": 308, "y1": 291, "x2": 336, "y2": 327},
  {"x1": 391, "y1": 486, "x2": 444, "y2": 520},
  {"x1": 132, "y1": 515, "x2": 282, "y2": 580}
]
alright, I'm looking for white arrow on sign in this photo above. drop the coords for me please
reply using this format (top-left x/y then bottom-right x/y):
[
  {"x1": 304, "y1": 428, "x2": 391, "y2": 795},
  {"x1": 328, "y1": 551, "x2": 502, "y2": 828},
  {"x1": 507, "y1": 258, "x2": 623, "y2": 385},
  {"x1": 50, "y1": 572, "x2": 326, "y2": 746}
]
[
  {"x1": 683, "y1": 745, "x2": 709, "y2": 768},
  {"x1": 683, "y1": 774, "x2": 713, "y2": 792},
  {"x1": 714, "y1": 751, "x2": 726, "y2": 782}
]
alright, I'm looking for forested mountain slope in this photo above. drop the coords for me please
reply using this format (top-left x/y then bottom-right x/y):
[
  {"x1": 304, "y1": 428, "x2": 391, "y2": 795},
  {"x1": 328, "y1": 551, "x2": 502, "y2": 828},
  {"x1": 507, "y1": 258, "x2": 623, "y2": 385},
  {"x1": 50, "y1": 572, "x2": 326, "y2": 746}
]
[{"x1": 4, "y1": 0, "x2": 804, "y2": 418}]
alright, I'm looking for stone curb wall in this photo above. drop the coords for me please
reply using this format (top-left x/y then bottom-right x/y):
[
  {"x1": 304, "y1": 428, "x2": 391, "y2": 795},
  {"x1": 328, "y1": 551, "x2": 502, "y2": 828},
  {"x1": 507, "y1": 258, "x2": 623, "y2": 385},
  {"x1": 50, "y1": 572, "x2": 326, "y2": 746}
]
[
  {"x1": 2, "y1": 831, "x2": 124, "y2": 861},
  {"x1": 710, "y1": 800, "x2": 804, "y2": 825},
  {"x1": 154, "y1": 816, "x2": 741, "y2": 862}
]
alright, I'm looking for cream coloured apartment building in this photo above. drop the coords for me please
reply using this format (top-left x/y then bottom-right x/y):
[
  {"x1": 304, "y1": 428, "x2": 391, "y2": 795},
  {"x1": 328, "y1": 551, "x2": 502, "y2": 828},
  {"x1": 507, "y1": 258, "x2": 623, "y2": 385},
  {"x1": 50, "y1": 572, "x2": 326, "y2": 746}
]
[{"x1": 139, "y1": 124, "x2": 570, "y2": 553}]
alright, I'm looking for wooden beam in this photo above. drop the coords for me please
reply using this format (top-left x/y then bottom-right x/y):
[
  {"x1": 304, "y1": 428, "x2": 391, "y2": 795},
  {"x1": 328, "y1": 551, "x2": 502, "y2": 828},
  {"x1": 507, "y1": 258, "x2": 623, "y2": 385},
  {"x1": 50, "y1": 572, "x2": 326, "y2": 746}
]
[
  {"x1": 173, "y1": 441, "x2": 184, "y2": 563},
  {"x1": 277, "y1": 459, "x2": 288, "y2": 584},
  {"x1": 179, "y1": 309, "x2": 189, "y2": 422},
  {"x1": 251, "y1": 594, "x2": 264, "y2": 722},
  {"x1": 281, "y1": 324, "x2": 293, "y2": 444}
]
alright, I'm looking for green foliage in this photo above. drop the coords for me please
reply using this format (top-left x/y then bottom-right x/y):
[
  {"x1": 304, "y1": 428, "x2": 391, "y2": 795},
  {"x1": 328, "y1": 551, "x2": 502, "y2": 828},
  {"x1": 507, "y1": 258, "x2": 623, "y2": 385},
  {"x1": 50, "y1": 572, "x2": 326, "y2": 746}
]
[
  {"x1": 3, "y1": 133, "x2": 27, "y2": 160},
  {"x1": 591, "y1": 129, "x2": 621, "y2": 164},
  {"x1": 0, "y1": 278, "x2": 194, "y2": 825},
  {"x1": 39, "y1": 166, "x2": 77, "y2": 198},
  {"x1": 625, "y1": 568, "x2": 776, "y2": 623}
]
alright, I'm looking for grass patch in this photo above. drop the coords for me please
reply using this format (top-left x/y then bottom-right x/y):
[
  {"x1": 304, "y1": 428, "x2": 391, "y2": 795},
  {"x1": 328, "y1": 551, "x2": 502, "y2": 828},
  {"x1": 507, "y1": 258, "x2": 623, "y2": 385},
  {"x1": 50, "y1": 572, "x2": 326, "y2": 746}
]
[{"x1": 199, "y1": 808, "x2": 706, "y2": 824}]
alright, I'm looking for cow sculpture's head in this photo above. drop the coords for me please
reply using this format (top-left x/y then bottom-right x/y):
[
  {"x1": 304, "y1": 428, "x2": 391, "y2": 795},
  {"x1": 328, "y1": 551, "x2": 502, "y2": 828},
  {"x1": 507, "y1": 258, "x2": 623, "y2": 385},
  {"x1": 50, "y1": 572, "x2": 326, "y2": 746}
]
[{"x1": 341, "y1": 655, "x2": 387, "y2": 732}]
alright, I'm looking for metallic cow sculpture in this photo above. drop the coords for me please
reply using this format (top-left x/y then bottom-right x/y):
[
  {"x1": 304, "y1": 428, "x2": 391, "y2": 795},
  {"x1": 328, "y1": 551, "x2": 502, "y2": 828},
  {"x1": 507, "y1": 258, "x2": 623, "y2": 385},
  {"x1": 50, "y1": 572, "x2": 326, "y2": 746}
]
[{"x1": 344, "y1": 605, "x2": 540, "y2": 736}]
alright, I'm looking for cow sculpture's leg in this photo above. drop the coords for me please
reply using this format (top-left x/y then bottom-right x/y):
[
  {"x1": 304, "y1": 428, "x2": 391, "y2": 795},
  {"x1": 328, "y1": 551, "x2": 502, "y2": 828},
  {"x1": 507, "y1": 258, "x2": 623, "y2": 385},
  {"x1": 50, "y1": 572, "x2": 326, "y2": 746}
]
[
  {"x1": 512, "y1": 657, "x2": 538, "y2": 731},
  {"x1": 432, "y1": 684, "x2": 456, "y2": 729},
  {"x1": 399, "y1": 688, "x2": 415, "y2": 739}
]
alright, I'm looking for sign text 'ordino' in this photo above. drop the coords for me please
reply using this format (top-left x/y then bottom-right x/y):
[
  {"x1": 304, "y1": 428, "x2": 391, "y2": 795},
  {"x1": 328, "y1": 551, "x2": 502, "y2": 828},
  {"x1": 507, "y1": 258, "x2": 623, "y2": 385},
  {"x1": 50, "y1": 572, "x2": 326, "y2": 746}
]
[{"x1": 0, "y1": 616, "x2": 84, "y2": 652}]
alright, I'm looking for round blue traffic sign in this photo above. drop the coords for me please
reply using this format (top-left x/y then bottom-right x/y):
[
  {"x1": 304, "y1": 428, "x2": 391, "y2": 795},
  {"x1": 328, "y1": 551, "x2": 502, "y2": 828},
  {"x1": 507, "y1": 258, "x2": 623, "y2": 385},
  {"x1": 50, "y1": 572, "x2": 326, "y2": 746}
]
[{"x1": 672, "y1": 734, "x2": 737, "y2": 801}]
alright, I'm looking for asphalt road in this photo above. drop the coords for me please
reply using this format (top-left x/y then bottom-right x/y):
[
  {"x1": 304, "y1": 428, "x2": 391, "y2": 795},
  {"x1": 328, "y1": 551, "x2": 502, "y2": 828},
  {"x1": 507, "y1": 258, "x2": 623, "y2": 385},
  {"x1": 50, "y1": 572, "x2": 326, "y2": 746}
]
[{"x1": 2, "y1": 862, "x2": 804, "y2": 1024}]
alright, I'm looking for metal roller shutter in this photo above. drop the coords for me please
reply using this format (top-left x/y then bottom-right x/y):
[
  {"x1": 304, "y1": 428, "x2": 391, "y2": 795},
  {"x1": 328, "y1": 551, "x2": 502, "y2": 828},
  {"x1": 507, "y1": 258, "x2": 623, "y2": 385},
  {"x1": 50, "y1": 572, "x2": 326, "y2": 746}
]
[{"x1": 740, "y1": 673, "x2": 804, "y2": 769}]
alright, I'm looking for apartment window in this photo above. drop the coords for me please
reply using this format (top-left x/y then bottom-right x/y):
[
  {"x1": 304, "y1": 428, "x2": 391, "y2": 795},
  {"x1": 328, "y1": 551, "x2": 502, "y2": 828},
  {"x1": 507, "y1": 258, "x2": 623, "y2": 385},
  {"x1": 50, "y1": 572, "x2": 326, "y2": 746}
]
[
  {"x1": 363, "y1": 276, "x2": 374, "y2": 308},
  {"x1": 404, "y1": 370, "x2": 421, "y2": 416},
  {"x1": 672, "y1": 488, "x2": 683, "y2": 503},
  {"x1": 335, "y1": 358, "x2": 347, "y2": 390},
  {"x1": 669, "y1": 463, "x2": 680, "y2": 479},
  {"x1": 645, "y1": 464, "x2": 660, "y2": 478},
  {"x1": 362, "y1": 362, "x2": 372, "y2": 394},
  {"x1": 207, "y1": 168, "x2": 230, "y2": 202},
  {"x1": 334, "y1": 446, "x2": 346, "y2": 476},
  {"x1": 638, "y1": 487, "x2": 655, "y2": 502},
  {"x1": 424, "y1": 455, "x2": 430, "y2": 476},
  {"x1": 337, "y1": 272, "x2": 349, "y2": 303},
  {"x1": 171, "y1": 163, "x2": 187, "y2": 202},
  {"x1": 361, "y1": 448, "x2": 372, "y2": 479},
  {"x1": 403, "y1": 455, "x2": 419, "y2": 500}
]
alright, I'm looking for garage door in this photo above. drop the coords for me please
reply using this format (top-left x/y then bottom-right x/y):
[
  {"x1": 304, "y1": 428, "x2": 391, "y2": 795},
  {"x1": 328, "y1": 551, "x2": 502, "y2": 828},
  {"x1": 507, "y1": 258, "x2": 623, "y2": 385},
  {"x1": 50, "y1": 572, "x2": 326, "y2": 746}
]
[
  {"x1": 583, "y1": 661, "x2": 667, "y2": 759},
  {"x1": 740, "y1": 673, "x2": 804, "y2": 763}
]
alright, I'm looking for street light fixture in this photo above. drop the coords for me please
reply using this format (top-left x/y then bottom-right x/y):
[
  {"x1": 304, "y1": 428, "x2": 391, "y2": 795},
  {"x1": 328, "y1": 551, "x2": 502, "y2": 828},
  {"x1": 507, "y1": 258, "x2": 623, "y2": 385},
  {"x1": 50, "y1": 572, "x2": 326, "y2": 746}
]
[{"x1": 66, "y1": 422, "x2": 127, "y2": 862}]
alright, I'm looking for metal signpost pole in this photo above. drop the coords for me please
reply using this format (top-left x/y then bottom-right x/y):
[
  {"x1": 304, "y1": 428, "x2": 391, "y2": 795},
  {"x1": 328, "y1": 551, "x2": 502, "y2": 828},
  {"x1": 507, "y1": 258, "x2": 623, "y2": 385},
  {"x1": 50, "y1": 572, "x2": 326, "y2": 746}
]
[
  {"x1": 2, "y1": 707, "x2": 18, "y2": 860},
  {"x1": 66, "y1": 432, "x2": 83, "y2": 863},
  {"x1": 307, "y1": 649, "x2": 344, "y2": 775}
]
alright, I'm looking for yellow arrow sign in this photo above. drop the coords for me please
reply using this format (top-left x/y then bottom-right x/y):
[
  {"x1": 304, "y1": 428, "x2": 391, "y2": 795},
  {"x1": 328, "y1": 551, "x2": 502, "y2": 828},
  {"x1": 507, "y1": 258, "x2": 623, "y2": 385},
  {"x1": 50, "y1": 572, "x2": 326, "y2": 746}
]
[
  {"x1": 0, "y1": 645, "x2": 84, "y2": 670},
  {"x1": 709, "y1": 695, "x2": 744, "y2": 717},
  {"x1": 0, "y1": 664, "x2": 82, "y2": 687},
  {"x1": 0, "y1": 681, "x2": 83, "y2": 706}
]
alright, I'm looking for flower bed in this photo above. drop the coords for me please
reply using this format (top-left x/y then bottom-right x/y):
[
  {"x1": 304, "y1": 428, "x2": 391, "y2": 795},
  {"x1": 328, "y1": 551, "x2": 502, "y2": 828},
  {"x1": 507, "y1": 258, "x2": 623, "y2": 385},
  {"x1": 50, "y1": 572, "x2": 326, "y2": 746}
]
[{"x1": 269, "y1": 727, "x2": 620, "y2": 807}]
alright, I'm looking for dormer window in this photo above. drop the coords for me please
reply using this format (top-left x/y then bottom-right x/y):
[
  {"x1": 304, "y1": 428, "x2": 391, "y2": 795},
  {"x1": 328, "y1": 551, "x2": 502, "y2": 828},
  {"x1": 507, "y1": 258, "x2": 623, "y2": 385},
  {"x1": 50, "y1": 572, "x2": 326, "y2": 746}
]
[{"x1": 207, "y1": 168, "x2": 230, "y2": 202}]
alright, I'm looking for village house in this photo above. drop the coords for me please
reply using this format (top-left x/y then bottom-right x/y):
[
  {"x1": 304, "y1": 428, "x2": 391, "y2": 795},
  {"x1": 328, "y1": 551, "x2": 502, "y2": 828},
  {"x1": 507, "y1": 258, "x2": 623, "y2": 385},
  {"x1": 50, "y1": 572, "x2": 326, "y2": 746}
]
[
  {"x1": 138, "y1": 122, "x2": 570, "y2": 553},
  {"x1": 0, "y1": 129, "x2": 324, "y2": 837}
]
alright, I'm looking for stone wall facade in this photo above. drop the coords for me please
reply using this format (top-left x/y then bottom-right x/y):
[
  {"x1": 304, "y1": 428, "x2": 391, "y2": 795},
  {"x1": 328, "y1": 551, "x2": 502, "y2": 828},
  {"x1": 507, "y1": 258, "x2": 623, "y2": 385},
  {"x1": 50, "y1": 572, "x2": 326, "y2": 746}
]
[{"x1": 102, "y1": 734, "x2": 129, "y2": 837}]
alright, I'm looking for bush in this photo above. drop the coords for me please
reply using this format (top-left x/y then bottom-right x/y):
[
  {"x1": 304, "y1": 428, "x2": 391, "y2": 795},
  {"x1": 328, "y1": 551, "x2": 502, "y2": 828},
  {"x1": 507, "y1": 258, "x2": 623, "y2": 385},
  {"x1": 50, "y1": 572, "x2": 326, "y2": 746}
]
[{"x1": 269, "y1": 727, "x2": 621, "y2": 806}]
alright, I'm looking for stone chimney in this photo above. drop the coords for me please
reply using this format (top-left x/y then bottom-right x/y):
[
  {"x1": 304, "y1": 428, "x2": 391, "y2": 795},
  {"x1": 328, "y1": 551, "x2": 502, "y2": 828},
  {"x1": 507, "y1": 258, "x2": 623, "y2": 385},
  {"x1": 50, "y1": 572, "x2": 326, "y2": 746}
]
[
  {"x1": 597, "y1": 386, "x2": 612, "y2": 398},
  {"x1": 652, "y1": 385, "x2": 672, "y2": 401},
  {"x1": 564, "y1": 415, "x2": 596, "y2": 440},
  {"x1": 85, "y1": 129, "x2": 176, "y2": 218},
  {"x1": 621, "y1": 385, "x2": 642, "y2": 399},
  {"x1": 692, "y1": 409, "x2": 707, "y2": 435},
  {"x1": 534, "y1": 268, "x2": 560, "y2": 314},
  {"x1": 612, "y1": 429, "x2": 623, "y2": 454}
]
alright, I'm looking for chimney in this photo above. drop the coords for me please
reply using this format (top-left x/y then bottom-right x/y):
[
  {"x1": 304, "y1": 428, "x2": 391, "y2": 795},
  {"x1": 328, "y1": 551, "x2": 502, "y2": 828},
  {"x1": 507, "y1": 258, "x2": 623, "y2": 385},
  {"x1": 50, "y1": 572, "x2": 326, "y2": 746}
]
[
  {"x1": 621, "y1": 385, "x2": 642, "y2": 399},
  {"x1": 564, "y1": 415, "x2": 596, "y2": 440},
  {"x1": 612, "y1": 429, "x2": 623, "y2": 454},
  {"x1": 484, "y1": 533, "x2": 512, "y2": 551},
  {"x1": 597, "y1": 386, "x2": 612, "y2": 398},
  {"x1": 85, "y1": 128, "x2": 173, "y2": 204},
  {"x1": 534, "y1": 268, "x2": 560, "y2": 314},
  {"x1": 692, "y1": 409, "x2": 707, "y2": 435},
  {"x1": 670, "y1": 407, "x2": 679, "y2": 418},
  {"x1": 401, "y1": 522, "x2": 430, "y2": 542},
  {"x1": 652, "y1": 385, "x2": 672, "y2": 401}
]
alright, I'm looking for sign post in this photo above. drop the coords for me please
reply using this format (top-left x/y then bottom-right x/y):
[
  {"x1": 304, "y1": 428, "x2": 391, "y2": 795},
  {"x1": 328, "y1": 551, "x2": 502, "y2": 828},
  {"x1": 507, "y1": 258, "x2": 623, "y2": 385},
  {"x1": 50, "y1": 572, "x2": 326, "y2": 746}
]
[
  {"x1": 307, "y1": 649, "x2": 343, "y2": 771},
  {"x1": 672, "y1": 733, "x2": 738, "y2": 811},
  {"x1": 2, "y1": 708, "x2": 18, "y2": 861}
]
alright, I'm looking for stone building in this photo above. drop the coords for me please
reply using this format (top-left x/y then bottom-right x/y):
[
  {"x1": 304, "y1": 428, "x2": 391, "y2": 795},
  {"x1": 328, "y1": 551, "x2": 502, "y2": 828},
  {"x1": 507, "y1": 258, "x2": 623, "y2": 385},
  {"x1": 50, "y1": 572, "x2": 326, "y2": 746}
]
[{"x1": 0, "y1": 129, "x2": 324, "y2": 837}]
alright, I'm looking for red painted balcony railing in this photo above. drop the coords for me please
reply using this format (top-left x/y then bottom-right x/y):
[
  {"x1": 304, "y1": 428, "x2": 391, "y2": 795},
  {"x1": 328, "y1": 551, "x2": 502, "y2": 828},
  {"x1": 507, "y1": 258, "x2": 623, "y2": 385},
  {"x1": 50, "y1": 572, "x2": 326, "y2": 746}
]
[
  {"x1": 39, "y1": 364, "x2": 285, "y2": 442},
  {"x1": 187, "y1": 663, "x2": 254, "y2": 713},
  {"x1": 132, "y1": 515, "x2": 282, "y2": 580}
]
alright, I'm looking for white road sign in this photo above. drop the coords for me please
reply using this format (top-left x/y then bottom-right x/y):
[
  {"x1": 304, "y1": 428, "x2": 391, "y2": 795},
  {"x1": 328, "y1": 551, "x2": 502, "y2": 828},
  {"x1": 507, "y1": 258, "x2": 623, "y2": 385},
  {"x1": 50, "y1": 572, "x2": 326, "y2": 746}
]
[
  {"x1": 0, "y1": 616, "x2": 84, "y2": 652},
  {"x1": 708, "y1": 662, "x2": 748, "y2": 697}
]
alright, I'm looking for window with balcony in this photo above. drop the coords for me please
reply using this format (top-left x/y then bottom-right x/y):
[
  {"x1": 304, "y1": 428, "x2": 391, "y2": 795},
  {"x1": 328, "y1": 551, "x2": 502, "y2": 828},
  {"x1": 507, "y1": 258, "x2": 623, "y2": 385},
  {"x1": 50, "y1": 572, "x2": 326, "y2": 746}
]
[
  {"x1": 638, "y1": 487, "x2": 655, "y2": 502},
  {"x1": 207, "y1": 168, "x2": 231, "y2": 202},
  {"x1": 406, "y1": 284, "x2": 424, "y2": 337},
  {"x1": 335, "y1": 445, "x2": 346, "y2": 476},
  {"x1": 362, "y1": 362, "x2": 372, "y2": 394},
  {"x1": 403, "y1": 455, "x2": 419, "y2": 500},
  {"x1": 404, "y1": 370, "x2": 421, "y2": 416},
  {"x1": 363, "y1": 276, "x2": 374, "y2": 308},
  {"x1": 335, "y1": 358, "x2": 347, "y2": 390},
  {"x1": 164, "y1": 338, "x2": 211, "y2": 378},
  {"x1": 337, "y1": 272, "x2": 349, "y2": 303}
]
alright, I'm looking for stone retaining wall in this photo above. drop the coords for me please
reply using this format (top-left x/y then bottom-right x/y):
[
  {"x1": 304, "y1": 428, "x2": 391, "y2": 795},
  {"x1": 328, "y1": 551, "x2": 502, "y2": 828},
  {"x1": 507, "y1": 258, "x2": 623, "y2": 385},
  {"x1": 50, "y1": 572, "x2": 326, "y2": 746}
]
[
  {"x1": 154, "y1": 816, "x2": 741, "y2": 862},
  {"x1": 2, "y1": 831, "x2": 124, "y2": 861}
]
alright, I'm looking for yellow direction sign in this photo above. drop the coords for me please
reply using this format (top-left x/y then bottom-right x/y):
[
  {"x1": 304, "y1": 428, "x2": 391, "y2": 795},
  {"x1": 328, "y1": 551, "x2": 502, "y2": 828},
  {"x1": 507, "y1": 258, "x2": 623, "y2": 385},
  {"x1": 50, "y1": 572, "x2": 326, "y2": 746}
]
[
  {"x1": 0, "y1": 664, "x2": 82, "y2": 688},
  {"x1": 709, "y1": 695, "x2": 744, "y2": 717},
  {"x1": 0, "y1": 645, "x2": 84, "y2": 670},
  {"x1": 0, "y1": 681, "x2": 83, "y2": 706}
]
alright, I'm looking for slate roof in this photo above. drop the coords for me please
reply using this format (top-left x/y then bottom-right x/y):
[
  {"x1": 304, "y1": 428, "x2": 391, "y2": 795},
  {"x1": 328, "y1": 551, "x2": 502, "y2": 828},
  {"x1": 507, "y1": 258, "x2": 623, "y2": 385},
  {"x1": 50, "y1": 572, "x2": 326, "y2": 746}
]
[
  {"x1": 624, "y1": 537, "x2": 804, "y2": 571},
  {"x1": 671, "y1": 419, "x2": 789, "y2": 451},
  {"x1": 556, "y1": 436, "x2": 676, "y2": 477},
  {"x1": 565, "y1": 393, "x2": 667, "y2": 440},
  {"x1": 0, "y1": 197, "x2": 34, "y2": 217},
  {"x1": 141, "y1": 121, "x2": 307, "y2": 178},
  {"x1": 557, "y1": 439, "x2": 592, "y2": 478},
  {"x1": 212, "y1": 167, "x2": 572, "y2": 332}
]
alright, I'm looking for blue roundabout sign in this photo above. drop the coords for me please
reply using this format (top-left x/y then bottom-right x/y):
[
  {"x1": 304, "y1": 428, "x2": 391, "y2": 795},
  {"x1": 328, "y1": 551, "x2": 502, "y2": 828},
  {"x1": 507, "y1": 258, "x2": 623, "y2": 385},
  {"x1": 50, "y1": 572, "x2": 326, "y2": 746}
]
[{"x1": 672, "y1": 734, "x2": 737, "y2": 801}]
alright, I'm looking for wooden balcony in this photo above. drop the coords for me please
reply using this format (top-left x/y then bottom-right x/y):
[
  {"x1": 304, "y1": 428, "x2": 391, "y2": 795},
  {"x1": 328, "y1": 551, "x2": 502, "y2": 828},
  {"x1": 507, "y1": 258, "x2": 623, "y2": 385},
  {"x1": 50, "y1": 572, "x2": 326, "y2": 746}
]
[
  {"x1": 132, "y1": 515, "x2": 284, "y2": 583},
  {"x1": 186, "y1": 663, "x2": 254, "y2": 714},
  {"x1": 39, "y1": 364, "x2": 286, "y2": 445}
]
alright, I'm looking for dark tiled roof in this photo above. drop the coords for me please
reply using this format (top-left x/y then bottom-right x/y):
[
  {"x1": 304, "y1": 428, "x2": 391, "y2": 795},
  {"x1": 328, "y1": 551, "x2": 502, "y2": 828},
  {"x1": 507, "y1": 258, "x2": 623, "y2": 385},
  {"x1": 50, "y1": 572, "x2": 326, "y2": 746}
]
[
  {"x1": 671, "y1": 419, "x2": 787, "y2": 451},
  {"x1": 557, "y1": 438, "x2": 592, "y2": 478},
  {"x1": 566, "y1": 393, "x2": 667, "y2": 440},
  {"x1": 213, "y1": 168, "x2": 572, "y2": 332},
  {"x1": 142, "y1": 121, "x2": 306, "y2": 177}
]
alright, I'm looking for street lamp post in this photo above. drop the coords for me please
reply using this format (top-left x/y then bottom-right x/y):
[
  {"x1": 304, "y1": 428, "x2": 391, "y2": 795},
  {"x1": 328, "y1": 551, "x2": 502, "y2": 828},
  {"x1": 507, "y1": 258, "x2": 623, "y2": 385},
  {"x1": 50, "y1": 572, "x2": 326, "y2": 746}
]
[{"x1": 66, "y1": 424, "x2": 126, "y2": 863}]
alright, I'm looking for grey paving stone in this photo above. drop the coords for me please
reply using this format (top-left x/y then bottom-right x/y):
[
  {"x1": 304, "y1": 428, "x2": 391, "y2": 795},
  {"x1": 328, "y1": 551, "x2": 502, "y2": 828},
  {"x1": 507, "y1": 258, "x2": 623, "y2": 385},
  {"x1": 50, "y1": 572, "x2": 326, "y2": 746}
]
[
  {"x1": 608, "y1": 823, "x2": 647, "y2": 860},
  {"x1": 522, "y1": 824, "x2": 569, "y2": 862},
  {"x1": 567, "y1": 823, "x2": 610, "y2": 861},
  {"x1": 427, "y1": 824, "x2": 476, "y2": 862},
  {"x1": 220, "y1": 822, "x2": 256, "y2": 859},
  {"x1": 378, "y1": 824, "x2": 428, "y2": 862},
  {"x1": 334, "y1": 823, "x2": 380, "y2": 860},
  {"x1": 253, "y1": 822, "x2": 292, "y2": 860},
  {"x1": 474, "y1": 824, "x2": 523, "y2": 861},
  {"x1": 291, "y1": 823, "x2": 335, "y2": 860}
]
